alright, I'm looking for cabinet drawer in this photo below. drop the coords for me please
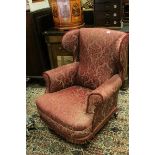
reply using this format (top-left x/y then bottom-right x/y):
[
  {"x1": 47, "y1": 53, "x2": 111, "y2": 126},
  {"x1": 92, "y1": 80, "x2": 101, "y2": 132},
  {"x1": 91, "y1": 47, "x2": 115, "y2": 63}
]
[
  {"x1": 95, "y1": 0, "x2": 120, "y2": 3},
  {"x1": 46, "y1": 35, "x2": 62, "y2": 43},
  {"x1": 94, "y1": 3, "x2": 121, "y2": 12},
  {"x1": 95, "y1": 3, "x2": 113, "y2": 12},
  {"x1": 94, "y1": 11, "x2": 121, "y2": 19},
  {"x1": 94, "y1": 17, "x2": 121, "y2": 27}
]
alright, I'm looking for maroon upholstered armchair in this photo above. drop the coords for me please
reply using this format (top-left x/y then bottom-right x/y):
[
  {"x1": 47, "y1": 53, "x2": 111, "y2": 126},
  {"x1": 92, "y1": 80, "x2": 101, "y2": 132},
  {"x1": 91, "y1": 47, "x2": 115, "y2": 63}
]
[{"x1": 36, "y1": 28, "x2": 129, "y2": 144}]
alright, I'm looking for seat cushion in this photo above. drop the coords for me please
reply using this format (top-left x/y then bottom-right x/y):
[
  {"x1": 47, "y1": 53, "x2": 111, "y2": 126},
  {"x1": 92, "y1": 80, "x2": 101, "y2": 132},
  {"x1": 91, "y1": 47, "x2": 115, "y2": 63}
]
[{"x1": 36, "y1": 86, "x2": 93, "y2": 131}]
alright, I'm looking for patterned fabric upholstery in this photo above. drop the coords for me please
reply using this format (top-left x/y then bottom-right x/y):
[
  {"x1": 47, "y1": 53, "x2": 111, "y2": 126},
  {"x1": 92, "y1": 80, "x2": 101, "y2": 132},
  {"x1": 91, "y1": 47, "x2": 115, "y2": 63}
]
[
  {"x1": 36, "y1": 86, "x2": 93, "y2": 131},
  {"x1": 87, "y1": 74, "x2": 122, "y2": 129},
  {"x1": 117, "y1": 34, "x2": 129, "y2": 81},
  {"x1": 62, "y1": 29, "x2": 80, "y2": 61},
  {"x1": 43, "y1": 62, "x2": 79, "y2": 93},
  {"x1": 76, "y1": 28, "x2": 128, "y2": 89},
  {"x1": 36, "y1": 28, "x2": 129, "y2": 144}
]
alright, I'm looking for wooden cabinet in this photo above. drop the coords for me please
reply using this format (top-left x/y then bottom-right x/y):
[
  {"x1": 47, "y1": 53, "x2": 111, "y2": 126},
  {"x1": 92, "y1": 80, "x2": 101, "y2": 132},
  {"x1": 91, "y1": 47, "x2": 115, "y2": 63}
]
[
  {"x1": 123, "y1": 0, "x2": 129, "y2": 23},
  {"x1": 26, "y1": 8, "x2": 53, "y2": 77},
  {"x1": 94, "y1": 0, "x2": 123, "y2": 28},
  {"x1": 26, "y1": 10, "x2": 44, "y2": 77},
  {"x1": 44, "y1": 30, "x2": 73, "y2": 68}
]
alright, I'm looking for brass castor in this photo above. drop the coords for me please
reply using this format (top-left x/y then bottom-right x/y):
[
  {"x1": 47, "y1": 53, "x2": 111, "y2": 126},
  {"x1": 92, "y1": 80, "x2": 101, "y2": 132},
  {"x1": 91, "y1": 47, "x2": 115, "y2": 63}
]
[{"x1": 114, "y1": 112, "x2": 118, "y2": 119}]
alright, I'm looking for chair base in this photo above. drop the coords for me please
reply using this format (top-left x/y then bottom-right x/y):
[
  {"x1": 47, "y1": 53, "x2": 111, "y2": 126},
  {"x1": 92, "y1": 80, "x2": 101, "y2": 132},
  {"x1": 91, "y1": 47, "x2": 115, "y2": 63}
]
[{"x1": 38, "y1": 107, "x2": 117, "y2": 144}]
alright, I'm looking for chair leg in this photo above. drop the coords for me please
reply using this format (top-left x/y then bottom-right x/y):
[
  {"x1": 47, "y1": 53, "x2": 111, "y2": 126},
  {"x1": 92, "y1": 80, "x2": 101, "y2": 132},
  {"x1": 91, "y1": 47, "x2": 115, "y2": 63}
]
[{"x1": 114, "y1": 112, "x2": 118, "y2": 119}]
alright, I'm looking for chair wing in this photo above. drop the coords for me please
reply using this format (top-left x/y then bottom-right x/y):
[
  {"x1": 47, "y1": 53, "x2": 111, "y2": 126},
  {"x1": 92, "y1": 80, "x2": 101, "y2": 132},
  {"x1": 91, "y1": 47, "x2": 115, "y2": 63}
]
[{"x1": 62, "y1": 29, "x2": 80, "y2": 61}]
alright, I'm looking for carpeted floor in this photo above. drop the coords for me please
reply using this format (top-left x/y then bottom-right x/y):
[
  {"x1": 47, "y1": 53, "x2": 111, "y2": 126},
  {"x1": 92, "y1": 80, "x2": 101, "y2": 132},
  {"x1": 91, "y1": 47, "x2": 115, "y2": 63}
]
[{"x1": 26, "y1": 85, "x2": 129, "y2": 155}]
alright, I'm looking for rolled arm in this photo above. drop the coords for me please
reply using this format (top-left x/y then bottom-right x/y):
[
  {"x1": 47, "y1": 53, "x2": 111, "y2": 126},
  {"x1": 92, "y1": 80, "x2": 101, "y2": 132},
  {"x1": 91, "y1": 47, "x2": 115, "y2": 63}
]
[
  {"x1": 87, "y1": 74, "x2": 122, "y2": 114},
  {"x1": 86, "y1": 74, "x2": 122, "y2": 129},
  {"x1": 43, "y1": 62, "x2": 79, "y2": 93}
]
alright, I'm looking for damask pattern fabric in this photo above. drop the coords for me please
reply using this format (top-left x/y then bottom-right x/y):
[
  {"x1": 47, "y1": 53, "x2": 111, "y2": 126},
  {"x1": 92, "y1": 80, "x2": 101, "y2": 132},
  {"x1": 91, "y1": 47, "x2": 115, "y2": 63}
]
[
  {"x1": 38, "y1": 109, "x2": 93, "y2": 143},
  {"x1": 117, "y1": 34, "x2": 129, "y2": 81},
  {"x1": 87, "y1": 74, "x2": 122, "y2": 114},
  {"x1": 87, "y1": 74, "x2": 122, "y2": 128},
  {"x1": 62, "y1": 29, "x2": 80, "y2": 61},
  {"x1": 76, "y1": 28, "x2": 127, "y2": 89},
  {"x1": 36, "y1": 86, "x2": 93, "y2": 131},
  {"x1": 43, "y1": 62, "x2": 79, "y2": 93}
]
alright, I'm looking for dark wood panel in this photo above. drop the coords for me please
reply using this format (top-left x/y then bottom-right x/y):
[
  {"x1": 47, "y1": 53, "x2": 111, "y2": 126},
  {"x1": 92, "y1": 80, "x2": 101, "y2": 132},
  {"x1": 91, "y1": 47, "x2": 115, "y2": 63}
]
[
  {"x1": 83, "y1": 10, "x2": 94, "y2": 25},
  {"x1": 26, "y1": 8, "x2": 54, "y2": 77},
  {"x1": 95, "y1": 0, "x2": 120, "y2": 3},
  {"x1": 94, "y1": 3, "x2": 121, "y2": 12},
  {"x1": 26, "y1": 10, "x2": 43, "y2": 76},
  {"x1": 31, "y1": 8, "x2": 54, "y2": 71},
  {"x1": 94, "y1": 0, "x2": 123, "y2": 27},
  {"x1": 123, "y1": 2, "x2": 129, "y2": 23},
  {"x1": 94, "y1": 18, "x2": 121, "y2": 26},
  {"x1": 94, "y1": 11, "x2": 121, "y2": 19}
]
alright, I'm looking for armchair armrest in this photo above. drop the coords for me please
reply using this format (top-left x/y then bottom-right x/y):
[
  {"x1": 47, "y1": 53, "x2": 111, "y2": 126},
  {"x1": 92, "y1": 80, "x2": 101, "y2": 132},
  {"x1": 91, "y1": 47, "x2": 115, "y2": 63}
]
[
  {"x1": 86, "y1": 74, "x2": 122, "y2": 129},
  {"x1": 43, "y1": 62, "x2": 79, "y2": 93},
  {"x1": 87, "y1": 74, "x2": 122, "y2": 113}
]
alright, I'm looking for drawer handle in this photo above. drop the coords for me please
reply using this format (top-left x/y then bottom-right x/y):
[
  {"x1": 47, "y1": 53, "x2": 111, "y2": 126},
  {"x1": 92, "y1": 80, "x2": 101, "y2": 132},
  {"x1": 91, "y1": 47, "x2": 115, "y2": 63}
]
[
  {"x1": 114, "y1": 21, "x2": 117, "y2": 24},
  {"x1": 113, "y1": 13, "x2": 117, "y2": 17},
  {"x1": 113, "y1": 5, "x2": 117, "y2": 8}
]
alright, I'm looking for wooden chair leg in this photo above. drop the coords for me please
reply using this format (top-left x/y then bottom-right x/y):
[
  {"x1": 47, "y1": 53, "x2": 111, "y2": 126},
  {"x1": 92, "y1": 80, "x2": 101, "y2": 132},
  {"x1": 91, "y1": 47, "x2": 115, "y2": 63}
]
[{"x1": 114, "y1": 112, "x2": 118, "y2": 119}]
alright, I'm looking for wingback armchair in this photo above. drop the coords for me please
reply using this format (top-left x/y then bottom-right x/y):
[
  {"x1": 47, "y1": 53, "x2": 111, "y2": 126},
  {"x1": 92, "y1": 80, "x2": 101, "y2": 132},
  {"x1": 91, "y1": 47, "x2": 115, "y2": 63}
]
[{"x1": 36, "y1": 28, "x2": 129, "y2": 144}]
